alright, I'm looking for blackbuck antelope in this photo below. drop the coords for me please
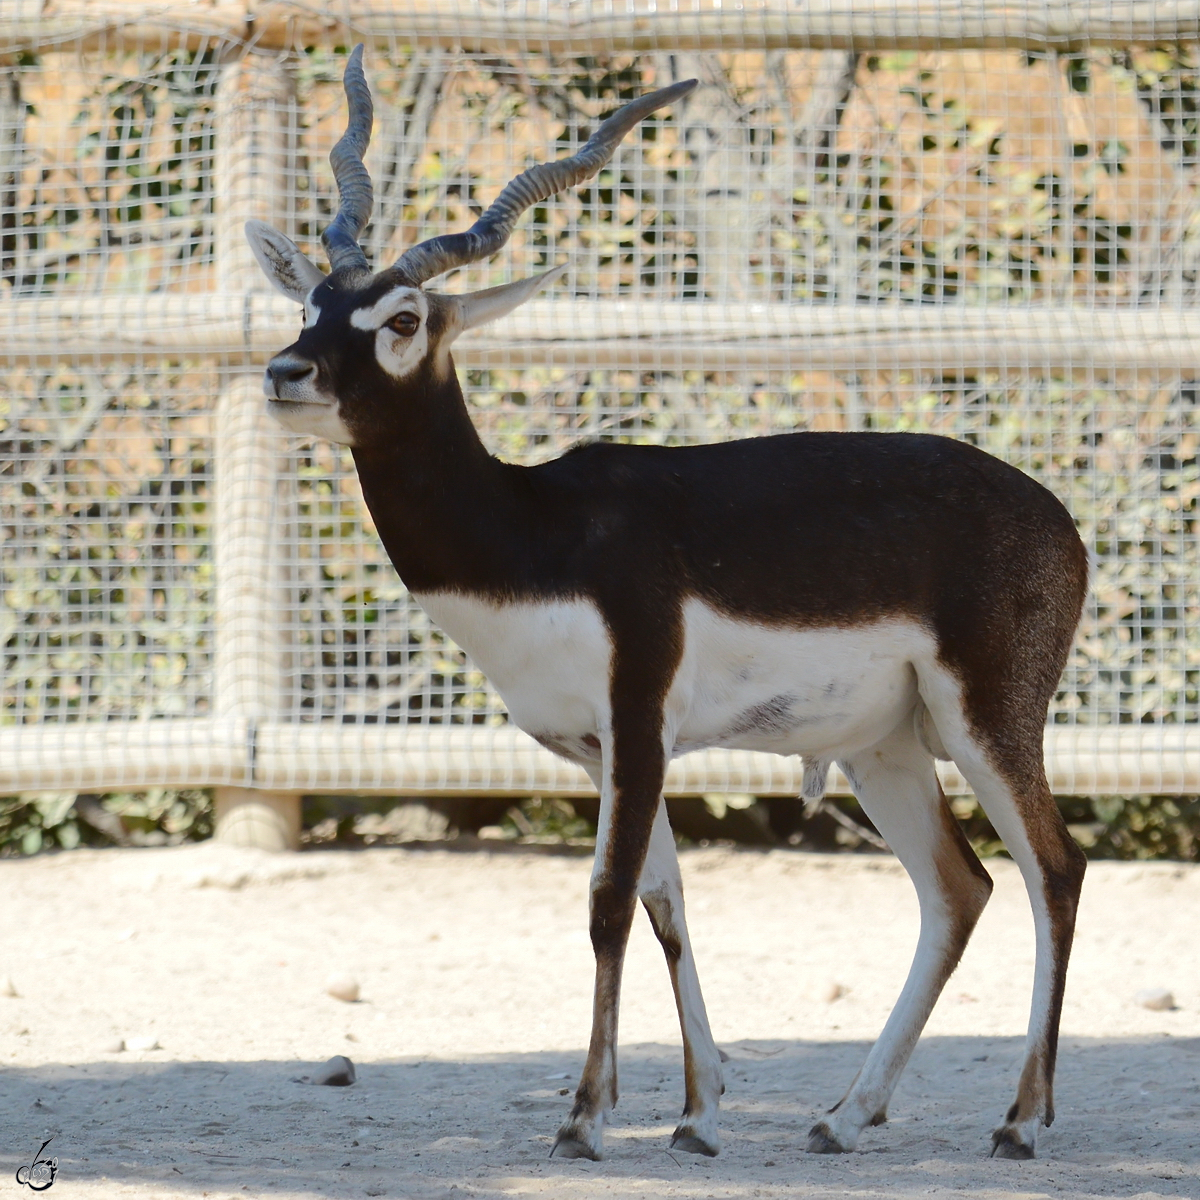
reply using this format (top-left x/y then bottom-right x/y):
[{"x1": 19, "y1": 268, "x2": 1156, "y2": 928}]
[{"x1": 247, "y1": 47, "x2": 1089, "y2": 1162}]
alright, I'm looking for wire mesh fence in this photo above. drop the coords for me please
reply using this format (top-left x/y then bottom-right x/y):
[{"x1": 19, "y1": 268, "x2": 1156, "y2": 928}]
[{"x1": 2, "y1": 3, "x2": 1198, "y2": 800}]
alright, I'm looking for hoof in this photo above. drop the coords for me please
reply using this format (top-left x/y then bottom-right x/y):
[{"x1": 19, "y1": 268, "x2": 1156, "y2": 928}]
[
  {"x1": 670, "y1": 1126, "x2": 720, "y2": 1157},
  {"x1": 990, "y1": 1127, "x2": 1035, "y2": 1160},
  {"x1": 806, "y1": 1121, "x2": 851, "y2": 1154},
  {"x1": 550, "y1": 1133, "x2": 601, "y2": 1161}
]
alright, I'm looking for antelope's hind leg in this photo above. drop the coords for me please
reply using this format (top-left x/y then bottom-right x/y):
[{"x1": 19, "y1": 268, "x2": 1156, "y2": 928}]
[
  {"x1": 639, "y1": 798, "x2": 724, "y2": 1156},
  {"x1": 807, "y1": 719, "x2": 993, "y2": 1154},
  {"x1": 924, "y1": 703, "x2": 1086, "y2": 1160}
]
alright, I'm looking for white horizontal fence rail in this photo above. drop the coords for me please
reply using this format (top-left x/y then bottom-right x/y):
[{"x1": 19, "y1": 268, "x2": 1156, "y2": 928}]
[
  {"x1": 3, "y1": 3, "x2": 1198, "y2": 849},
  {"x1": 2, "y1": 723, "x2": 1198, "y2": 798},
  {"x1": 4, "y1": 1, "x2": 1200, "y2": 55},
  {"x1": 5, "y1": 296, "x2": 1200, "y2": 369}
]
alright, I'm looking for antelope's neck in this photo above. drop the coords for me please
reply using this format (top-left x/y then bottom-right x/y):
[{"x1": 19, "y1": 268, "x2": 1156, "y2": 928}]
[{"x1": 348, "y1": 371, "x2": 533, "y2": 596}]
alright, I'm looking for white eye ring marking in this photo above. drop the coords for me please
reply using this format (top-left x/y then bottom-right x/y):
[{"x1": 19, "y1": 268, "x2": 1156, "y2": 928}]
[
  {"x1": 303, "y1": 288, "x2": 322, "y2": 329},
  {"x1": 375, "y1": 320, "x2": 429, "y2": 380},
  {"x1": 350, "y1": 286, "x2": 427, "y2": 331}
]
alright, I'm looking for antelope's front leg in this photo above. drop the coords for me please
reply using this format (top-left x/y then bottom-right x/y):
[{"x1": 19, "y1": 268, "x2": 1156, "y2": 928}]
[
  {"x1": 551, "y1": 702, "x2": 668, "y2": 1159},
  {"x1": 639, "y1": 798, "x2": 724, "y2": 1156}
]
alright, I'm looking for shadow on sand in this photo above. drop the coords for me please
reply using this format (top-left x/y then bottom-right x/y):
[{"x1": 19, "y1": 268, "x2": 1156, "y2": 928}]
[{"x1": 2, "y1": 1034, "x2": 1198, "y2": 1198}]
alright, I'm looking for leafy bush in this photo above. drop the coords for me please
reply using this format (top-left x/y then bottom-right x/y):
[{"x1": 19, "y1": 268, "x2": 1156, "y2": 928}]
[
  {"x1": 0, "y1": 788, "x2": 211, "y2": 855},
  {"x1": 492, "y1": 796, "x2": 596, "y2": 843},
  {"x1": 2, "y1": 789, "x2": 1195, "y2": 862},
  {"x1": 951, "y1": 794, "x2": 1200, "y2": 861}
]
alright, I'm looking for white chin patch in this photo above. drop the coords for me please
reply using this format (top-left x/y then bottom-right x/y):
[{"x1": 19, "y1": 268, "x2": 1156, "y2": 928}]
[{"x1": 267, "y1": 400, "x2": 356, "y2": 445}]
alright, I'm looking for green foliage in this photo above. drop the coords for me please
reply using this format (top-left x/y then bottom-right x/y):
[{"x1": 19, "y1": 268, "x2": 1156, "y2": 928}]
[
  {"x1": 2, "y1": 365, "x2": 215, "y2": 724},
  {"x1": 952, "y1": 794, "x2": 1200, "y2": 861},
  {"x1": 1065, "y1": 794, "x2": 1200, "y2": 860},
  {"x1": 5, "y1": 788, "x2": 1192, "y2": 862},
  {"x1": 1125, "y1": 45, "x2": 1200, "y2": 167},
  {"x1": 0, "y1": 791, "x2": 79, "y2": 855},
  {"x1": 0, "y1": 788, "x2": 212, "y2": 855},
  {"x1": 497, "y1": 797, "x2": 595, "y2": 843},
  {"x1": 8, "y1": 47, "x2": 219, "y2": 294}
]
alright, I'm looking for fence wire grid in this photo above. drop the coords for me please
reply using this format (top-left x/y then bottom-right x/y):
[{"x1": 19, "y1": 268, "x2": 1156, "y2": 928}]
[{"x1": 1, "y1": 3, "x2": 1198, "y2": 797}]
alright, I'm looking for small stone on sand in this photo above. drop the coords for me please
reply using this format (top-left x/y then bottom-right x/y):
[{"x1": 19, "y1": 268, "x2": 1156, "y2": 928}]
[
  {"x1": 824, "y1": 982, "x2": 848, "y2": 1003},
  {"x1": 1135, "y1": 987, "x2": 1176, "y2": 1011},
  {"x1": 325, "y1": 974, "x2": 360, "y2": 1003},
  {"x1": 312, "y1": 1055, "x2": 356, "y2": 1086},
  {"x1": 126, "y1": 1035, "x2": 161, "y2": 1051},
  {"x1": 103, "y1": 1038, "x2": 126, "y2": 1053},
  {"x1": 2, "y1": 977, "x2": 19, "y2": 998}
]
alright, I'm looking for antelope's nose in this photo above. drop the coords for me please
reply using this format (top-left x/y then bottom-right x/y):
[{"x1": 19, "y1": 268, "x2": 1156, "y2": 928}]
[{"x1": 264, "y1": 352, "x2": 316, "y2": 397}]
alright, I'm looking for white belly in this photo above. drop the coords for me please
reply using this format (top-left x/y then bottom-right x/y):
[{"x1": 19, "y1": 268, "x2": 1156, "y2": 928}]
[
  {"x1": 667, "y1": 598, "x2": 927, "y2": 759},
  {"x1": 412, "y1": 592, "x2": 931, "y2": 763}
]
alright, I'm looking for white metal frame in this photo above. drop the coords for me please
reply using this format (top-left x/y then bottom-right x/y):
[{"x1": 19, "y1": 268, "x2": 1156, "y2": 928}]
[{"x1": 3, "y1": 2, "x2": 1198, "y2": 847}]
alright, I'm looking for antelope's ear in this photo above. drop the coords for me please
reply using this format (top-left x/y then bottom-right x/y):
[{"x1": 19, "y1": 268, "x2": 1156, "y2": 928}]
[
  {"x1": 244, "y1": 219, "x2": 327, "y2": 301},
  {"x1": 452, "y1": 264, "x2": 567, "y2": 335}
]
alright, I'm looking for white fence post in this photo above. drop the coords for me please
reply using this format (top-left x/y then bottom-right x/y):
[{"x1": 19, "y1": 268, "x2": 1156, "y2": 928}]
[{"x1": 211, "y1": 50, "x2": 301, "y2": 849}]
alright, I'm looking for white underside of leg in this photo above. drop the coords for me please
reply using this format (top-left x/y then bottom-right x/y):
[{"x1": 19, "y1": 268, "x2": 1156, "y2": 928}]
[{"x1": 638, "y1": 800, "x2": 724, "y2": 1154}]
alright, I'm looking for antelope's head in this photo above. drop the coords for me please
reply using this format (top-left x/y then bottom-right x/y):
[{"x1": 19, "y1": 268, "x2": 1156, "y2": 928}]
[{"x1": 247, "y1": 46, "x2": 694, "y2": 446}]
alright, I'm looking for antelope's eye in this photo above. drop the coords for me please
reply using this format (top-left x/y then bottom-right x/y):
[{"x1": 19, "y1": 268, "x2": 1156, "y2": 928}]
[{"x1": 387, "y1": 311, "x2": 420, "y2": 337}]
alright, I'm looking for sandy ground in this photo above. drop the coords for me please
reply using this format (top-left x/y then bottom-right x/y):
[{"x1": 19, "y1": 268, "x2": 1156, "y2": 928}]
[{"x1": 1, "y1": 842, "x2": 1198, "y2": 1200}]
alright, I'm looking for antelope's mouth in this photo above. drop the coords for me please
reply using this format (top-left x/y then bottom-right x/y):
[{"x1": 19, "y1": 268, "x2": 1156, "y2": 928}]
[
  {"x1": 264, "y1": 393, "x2": 356, "y2": 446},
  {"x1": 266, "y1": 396, "x2": 328, "y2": 425},
  {"x1": 267, "y1": 396, "x2": 331, "y2": 408}
]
